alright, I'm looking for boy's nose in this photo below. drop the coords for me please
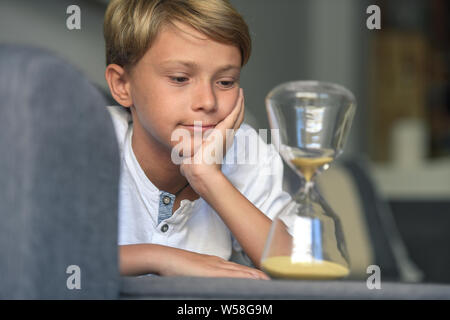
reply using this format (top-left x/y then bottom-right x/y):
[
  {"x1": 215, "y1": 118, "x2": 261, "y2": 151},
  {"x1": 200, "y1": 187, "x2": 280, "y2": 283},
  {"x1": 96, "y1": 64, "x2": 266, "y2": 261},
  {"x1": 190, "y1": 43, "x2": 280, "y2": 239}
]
[{"x1": 191, "y1": 82, "x2": 217, "y2": 113}]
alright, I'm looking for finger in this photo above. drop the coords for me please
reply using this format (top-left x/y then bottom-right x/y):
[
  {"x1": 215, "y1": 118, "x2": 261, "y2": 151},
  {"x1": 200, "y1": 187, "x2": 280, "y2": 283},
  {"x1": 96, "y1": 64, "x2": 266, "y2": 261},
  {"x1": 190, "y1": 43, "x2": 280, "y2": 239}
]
[
  {"x1": 230, "y1": 88, "x2": 245, "y2": 130},
  {"x1": 257, "y1": 270, "x2": 271, "y2": 280},
  {"x1": 214, "y1": 268, "x2": 262, "y2": 280},
  {"x1": 215, "y1": 88, "x2": 243, "y2": 132},
  {"x1": 237, "y1": 269, "x2": 270, "y2": 280},
  {"x1": 233, "y1": 92, "x2": 245, "y2": 131},
  {"x1": 232, "y1": 88, "x2": 245, "y2": 129},
  {"x1": 203, "y1": 264, "x2": 253, "y2": 279},
  {"x1": 220, "y1": 89, "x2": 244, "y2": 152},
  {"x1": 220, "y1": 262, "x2": 270, "y2": 280}
]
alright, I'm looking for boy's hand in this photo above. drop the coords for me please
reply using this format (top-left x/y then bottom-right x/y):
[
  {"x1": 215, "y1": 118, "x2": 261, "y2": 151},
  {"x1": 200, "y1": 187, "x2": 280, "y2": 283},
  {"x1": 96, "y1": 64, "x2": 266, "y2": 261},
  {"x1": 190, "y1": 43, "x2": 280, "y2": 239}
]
[
  {"x1": 161, "y1": 246, "x2": 269, "y2": 280},
  {"x1": 180, "y1": 88, "x2": 245, "y2": 195}
]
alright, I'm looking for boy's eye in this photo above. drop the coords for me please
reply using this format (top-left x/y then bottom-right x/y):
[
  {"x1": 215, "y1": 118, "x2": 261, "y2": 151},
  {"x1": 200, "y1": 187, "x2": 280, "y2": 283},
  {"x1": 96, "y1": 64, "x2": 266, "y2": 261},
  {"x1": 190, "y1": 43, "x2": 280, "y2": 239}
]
[
  {"x1": 218, "y1": 80, "x2": 235, "y2": 88},
  {"x1": 169, "y1": 76, "x2": 189, "y2": 84}
]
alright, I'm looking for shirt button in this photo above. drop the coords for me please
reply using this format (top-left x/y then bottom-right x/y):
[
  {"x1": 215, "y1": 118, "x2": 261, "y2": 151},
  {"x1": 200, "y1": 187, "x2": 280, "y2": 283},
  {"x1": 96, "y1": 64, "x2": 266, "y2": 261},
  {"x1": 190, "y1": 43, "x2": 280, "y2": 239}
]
[
  {"x1": 162, "y1": 196, "x2": 171, "y2": 205},
  {"x1": 161, "y1": 224, "x2": 169, "y2": 233}
]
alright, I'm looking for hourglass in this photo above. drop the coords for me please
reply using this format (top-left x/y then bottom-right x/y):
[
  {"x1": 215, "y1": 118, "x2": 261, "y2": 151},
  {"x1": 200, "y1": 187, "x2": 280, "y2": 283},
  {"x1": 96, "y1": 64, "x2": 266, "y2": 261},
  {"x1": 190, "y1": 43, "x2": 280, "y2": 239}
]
[{"x1": 261, "y1": 81, "x2": 356, "y2": 280}]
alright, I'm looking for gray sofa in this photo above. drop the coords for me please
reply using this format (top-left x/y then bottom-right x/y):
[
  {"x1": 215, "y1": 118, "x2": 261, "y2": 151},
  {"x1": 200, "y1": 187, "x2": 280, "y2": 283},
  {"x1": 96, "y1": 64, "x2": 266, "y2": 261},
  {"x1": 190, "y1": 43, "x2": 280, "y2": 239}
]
[{"x1": 0, "y1": 44, "x2": 119, "y2": 299}]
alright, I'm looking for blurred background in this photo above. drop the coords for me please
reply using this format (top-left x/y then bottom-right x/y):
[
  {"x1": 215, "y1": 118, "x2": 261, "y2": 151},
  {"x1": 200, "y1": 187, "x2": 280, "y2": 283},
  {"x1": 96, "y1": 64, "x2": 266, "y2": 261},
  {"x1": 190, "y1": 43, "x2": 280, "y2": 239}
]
[{"x1": 0, "y1": 0, "x2": 449, "y2": 284}]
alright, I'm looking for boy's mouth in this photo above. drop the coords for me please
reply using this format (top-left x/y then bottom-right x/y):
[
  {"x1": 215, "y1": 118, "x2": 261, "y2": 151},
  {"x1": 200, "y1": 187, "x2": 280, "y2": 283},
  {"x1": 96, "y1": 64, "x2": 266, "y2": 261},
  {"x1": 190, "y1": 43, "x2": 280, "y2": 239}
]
[{"x1": 180, "y1": 123, "x2": 217, "y2": 132}]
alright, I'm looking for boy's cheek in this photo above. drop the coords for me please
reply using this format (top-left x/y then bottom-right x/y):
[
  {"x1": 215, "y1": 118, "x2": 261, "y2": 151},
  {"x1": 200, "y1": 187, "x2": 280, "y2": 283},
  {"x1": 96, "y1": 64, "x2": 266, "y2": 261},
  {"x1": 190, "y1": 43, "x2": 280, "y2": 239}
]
[
  {"x1": 219, "y1": 92, "x2": 239, "y2": 115},
  {"x1": 221, "y1": 102, "x2": 237, "y2": 119}
]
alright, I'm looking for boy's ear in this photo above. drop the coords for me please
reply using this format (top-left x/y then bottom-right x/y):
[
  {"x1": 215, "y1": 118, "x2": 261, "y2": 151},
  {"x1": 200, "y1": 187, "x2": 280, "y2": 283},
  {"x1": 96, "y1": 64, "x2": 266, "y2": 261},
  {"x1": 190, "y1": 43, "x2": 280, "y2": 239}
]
[{"x1": 105, "y1": 64, "x2": 133, "y2": 108}]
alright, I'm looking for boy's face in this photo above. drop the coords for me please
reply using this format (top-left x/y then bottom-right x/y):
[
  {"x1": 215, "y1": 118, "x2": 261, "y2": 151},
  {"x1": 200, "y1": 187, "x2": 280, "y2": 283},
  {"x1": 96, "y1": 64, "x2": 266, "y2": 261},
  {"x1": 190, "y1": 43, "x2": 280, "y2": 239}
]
[{"x1": 124, "y1": 21, "x2": 242, "y2": 154}]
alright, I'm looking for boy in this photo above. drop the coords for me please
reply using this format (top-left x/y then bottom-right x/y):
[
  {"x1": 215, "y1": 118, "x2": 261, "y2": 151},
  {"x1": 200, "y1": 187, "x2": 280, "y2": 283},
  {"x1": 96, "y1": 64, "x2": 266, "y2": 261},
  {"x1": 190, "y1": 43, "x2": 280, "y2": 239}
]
[{"x1": 104, "y1": 0, "x2": 290, "y2": 279}]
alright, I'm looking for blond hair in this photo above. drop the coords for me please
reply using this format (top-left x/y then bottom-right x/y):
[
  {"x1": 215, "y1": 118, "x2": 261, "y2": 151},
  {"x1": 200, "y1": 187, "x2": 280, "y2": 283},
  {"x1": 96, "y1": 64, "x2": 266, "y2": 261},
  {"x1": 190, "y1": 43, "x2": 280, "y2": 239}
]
[{"x1": 104, "y1": 0, "x2": 251, "y2": 70}]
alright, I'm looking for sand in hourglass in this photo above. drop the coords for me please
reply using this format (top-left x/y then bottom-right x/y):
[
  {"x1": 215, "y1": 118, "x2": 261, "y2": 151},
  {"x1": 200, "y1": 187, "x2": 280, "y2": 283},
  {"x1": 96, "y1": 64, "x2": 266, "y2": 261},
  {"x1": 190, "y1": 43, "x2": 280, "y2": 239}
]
[
  {"x1": 262, "y1": 156, "x2": 349, "y2": 280},
  {"x1": 290, "y1": 157, "x2": 333, "y2": 182},
  {"x1": 262, "y1": 256, "x2": 349, "y2": 280}
]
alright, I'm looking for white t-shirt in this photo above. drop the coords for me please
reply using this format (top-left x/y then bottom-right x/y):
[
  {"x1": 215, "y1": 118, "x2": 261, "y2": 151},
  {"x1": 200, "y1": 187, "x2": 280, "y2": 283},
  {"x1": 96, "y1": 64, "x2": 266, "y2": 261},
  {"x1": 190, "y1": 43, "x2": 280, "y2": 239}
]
[{"x1": 107, "y1": 106, "x2": 291, "y2": 261}]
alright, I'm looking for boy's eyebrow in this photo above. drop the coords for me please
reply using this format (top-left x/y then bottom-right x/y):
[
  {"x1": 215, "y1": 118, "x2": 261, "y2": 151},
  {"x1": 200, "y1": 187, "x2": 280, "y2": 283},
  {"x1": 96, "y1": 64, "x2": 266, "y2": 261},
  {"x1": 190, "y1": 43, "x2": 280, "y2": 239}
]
[{"x1": 160, "y1": 60, "x2": 241, "y2": 72}]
